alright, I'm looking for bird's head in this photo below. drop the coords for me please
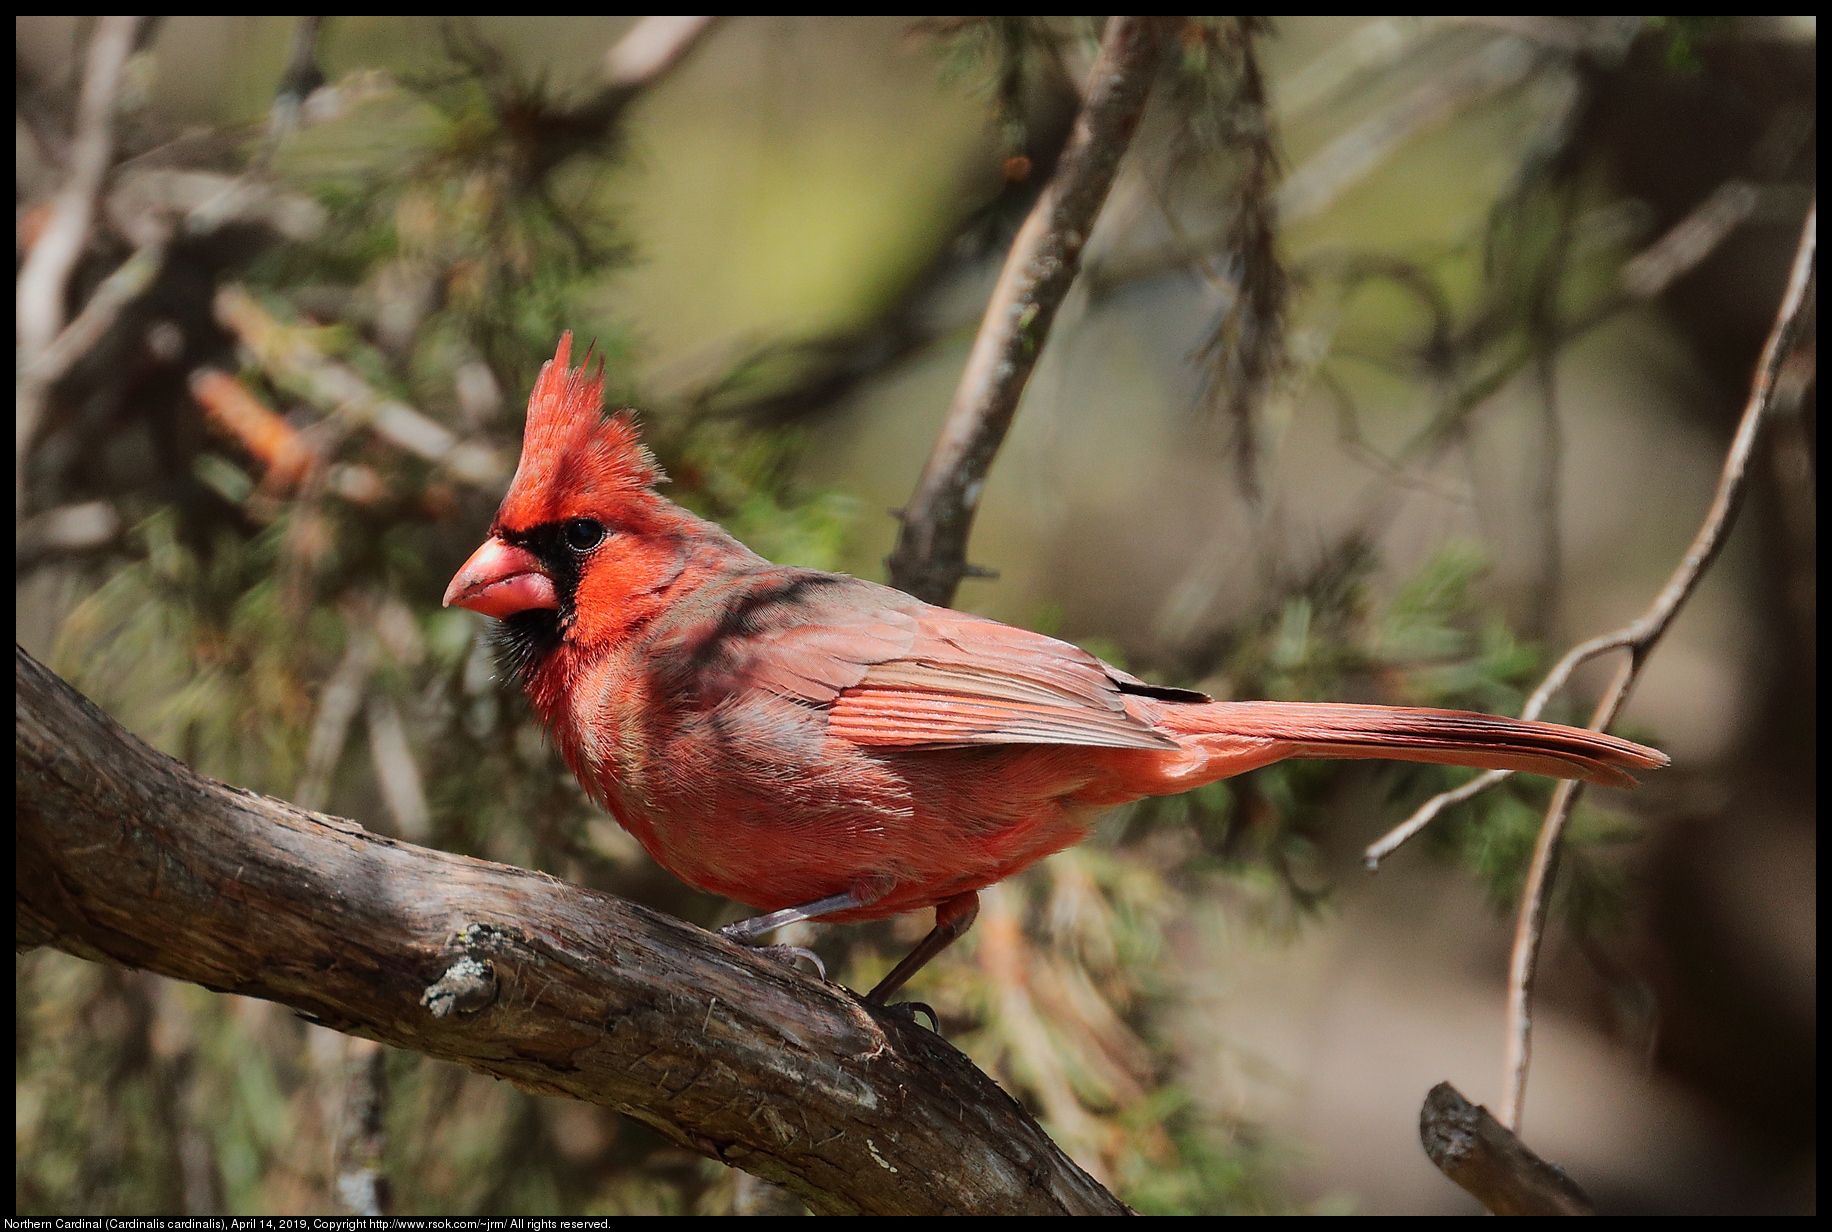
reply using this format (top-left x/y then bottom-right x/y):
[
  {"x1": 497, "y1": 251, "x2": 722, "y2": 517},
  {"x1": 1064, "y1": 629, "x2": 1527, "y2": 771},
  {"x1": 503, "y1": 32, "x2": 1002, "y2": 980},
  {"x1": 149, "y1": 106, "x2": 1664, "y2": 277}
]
[{"x1": 443, "y1": 333, "x2": 688, "y2": 679}]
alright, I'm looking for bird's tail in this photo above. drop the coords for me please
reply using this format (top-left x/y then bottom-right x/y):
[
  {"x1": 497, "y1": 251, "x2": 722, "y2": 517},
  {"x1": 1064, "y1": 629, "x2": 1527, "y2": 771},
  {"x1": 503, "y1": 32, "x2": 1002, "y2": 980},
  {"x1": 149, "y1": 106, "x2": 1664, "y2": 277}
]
[{"x1": 1147, "y1": 701, "x2": 1667, "y2": 791}]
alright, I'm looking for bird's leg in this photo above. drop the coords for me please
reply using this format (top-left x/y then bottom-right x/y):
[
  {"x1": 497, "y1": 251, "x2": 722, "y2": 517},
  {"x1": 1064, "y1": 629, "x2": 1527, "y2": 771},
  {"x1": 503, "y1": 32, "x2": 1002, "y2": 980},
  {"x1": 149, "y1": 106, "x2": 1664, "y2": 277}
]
[
  {"x1": 865, "y1": 890, "x2": 980, "y2": 1006},
  {"x1": 718, "y1": 890, "x2": 862, "y2": 947},
  {"x1": 717, "y1": 877, "x2": 894, "y2": 982}
]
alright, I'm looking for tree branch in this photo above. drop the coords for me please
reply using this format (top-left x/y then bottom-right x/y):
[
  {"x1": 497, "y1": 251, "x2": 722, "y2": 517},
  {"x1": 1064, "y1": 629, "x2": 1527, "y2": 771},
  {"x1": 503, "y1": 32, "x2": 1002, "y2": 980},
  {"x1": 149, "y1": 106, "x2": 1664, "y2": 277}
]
[
  {"x1": 1419, "y1": 1082, "x2": 1596, "y2": 1215},
  {"x1": 1362, "y1": 194, "x2": 1818, "y2": 871},
  {"x1": 1276, "y1": 34, "x2": 1540, "y2": 226},
  {"x1": 212, "y1": 285, "x2": 508, "y2": 489},
  {"x1": 1498, "y1": 202, "x2": 1816, "y2": 1132},
  {"x1": 15, "y1": 645, "x2": 1127, "y2": 1216},
  {"x1": 15, "y1": 15, "x2": 138, "y2": 358},
  {"x1": 536, "y1": 15, "x2": 722, "y2": 158},
  {"x1": 886, "y1": 16, "x2": 1171, "y2": 606},
  {"x1": 602, "y1": 16, "x2": 721, "y2": 92},
  {"x1": 16, "y1": 15, "x2": 140, "y2": 515}
]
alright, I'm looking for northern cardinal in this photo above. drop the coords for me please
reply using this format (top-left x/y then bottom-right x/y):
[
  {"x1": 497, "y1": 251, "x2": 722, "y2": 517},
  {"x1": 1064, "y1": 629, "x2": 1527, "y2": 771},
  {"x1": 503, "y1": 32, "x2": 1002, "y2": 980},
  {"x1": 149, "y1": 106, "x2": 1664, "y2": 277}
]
[{"x1": 445, "y1": 334, "x2": 1667, "y2": 1003}]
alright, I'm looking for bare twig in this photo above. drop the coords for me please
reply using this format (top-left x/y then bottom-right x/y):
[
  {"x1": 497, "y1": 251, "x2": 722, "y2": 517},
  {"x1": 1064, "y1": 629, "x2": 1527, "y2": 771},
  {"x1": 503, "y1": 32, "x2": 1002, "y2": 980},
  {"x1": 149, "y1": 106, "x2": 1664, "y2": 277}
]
[
  {"x1": 267, "y1": 15, "x2": 326, "y2": 149},
  {"x1": 1086, "y1": 34, "x2": 1547, "y2": 302},
  {"x1": 294, "y1": 618, "x2": 378, "y2": 813},
  {"x1": 1091, "y1": 22, "x2": 1652, "y2": 303},
  {"x1": 16, "y1": 15, "x2": 140, "y2": 513},
  {"x1": 1419, "y1": 1082, "x2": 1596, "y2": 1214},
  {"x1": 331, "y1": 1036, "x2": 391, "y2": 1216},
  {"x1": 20, "y1": 166, "x2": 327, "y2": 460},
  {"x1": 1500, "y1": 204, "x2": 1815, "y2": 1132},
  {"x1": 887, "y1": 16, "x2": 1170, "y2": 606},
  {"x1": 15, "y1": 15, "x2": 137, "y2": 356},
  {"x1": 1362, "y1": 627, "x2": 1636, "y2": 868},
  {"x1": 1362, "y1": 190, "x2": 1815, "y2": 869},
  {"x1": 1277, "y1": 35, "x2": 1539, "y2": 226},
  {"x1": 365, "y1": 692, "x2": 431, "y2": 842},
  {"x1": 1362, "y1": 206, "x2": 1814, "y2": 984},
  {"x1": 1620, "y1": 181, "x2": 1762, "y2": 298},
  {"x1": 19, "y1": 240, "x2": 168, "y2": 392},
  {"x1": 1273, "y1": 16, "x2": 1459, "y2": 121},
  {"x1": 1554, "y1": 182, "x2": 1804, "y2": 344},
  {"x1": 603, "y1": 15, "x2": 720, "y2": 91}
]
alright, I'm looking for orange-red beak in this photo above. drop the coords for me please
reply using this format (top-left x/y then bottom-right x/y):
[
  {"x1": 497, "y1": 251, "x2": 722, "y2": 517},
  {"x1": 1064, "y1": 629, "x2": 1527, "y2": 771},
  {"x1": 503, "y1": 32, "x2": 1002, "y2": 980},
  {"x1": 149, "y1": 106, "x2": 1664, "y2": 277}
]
[{"x1": 443, "y1": 537, "x2": 559, "y2": 618}]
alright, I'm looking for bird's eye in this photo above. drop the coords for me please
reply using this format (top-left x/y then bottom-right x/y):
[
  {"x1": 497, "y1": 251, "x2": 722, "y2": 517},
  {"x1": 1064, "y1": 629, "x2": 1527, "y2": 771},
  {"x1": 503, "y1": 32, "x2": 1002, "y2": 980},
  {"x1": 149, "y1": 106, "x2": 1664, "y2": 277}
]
[{"x1": 563, "y1": 519, "x2": 607, "y2": 552}]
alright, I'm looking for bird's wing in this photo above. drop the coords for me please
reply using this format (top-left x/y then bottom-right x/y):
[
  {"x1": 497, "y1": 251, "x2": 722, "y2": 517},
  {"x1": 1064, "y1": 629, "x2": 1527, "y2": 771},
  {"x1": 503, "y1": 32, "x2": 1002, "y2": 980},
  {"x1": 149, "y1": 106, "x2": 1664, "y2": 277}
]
[
  {"x1": 659, "y1": 571, "x2": 1182, "y2": 751},
  {"x1": 824, "y1": 602, "x2": 1181, "y2": 752}
]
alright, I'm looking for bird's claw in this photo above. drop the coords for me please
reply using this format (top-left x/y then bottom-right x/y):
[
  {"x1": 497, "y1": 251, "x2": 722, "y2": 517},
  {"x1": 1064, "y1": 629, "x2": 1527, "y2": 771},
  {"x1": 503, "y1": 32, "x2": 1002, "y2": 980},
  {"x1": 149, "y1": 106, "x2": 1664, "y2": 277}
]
[
  {"x1": 872, "y1": 999, "x2": 940, "y2": 1033},
  {"x1": 728, "y1": 940, "x2": 826, "y2": 982}
]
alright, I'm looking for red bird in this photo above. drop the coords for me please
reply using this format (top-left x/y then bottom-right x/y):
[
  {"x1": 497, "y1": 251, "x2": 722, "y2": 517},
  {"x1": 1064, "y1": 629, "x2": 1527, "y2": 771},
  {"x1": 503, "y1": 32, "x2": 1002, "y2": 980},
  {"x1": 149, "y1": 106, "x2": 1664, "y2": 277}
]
[{"x1": 445, "y1": 335, "x2": 1668, "y2": 1003}]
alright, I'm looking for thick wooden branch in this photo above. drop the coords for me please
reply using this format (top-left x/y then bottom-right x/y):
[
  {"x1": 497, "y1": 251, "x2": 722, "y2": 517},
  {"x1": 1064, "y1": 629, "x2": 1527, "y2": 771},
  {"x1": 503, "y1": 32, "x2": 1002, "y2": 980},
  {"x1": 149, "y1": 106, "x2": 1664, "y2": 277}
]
[
  {"x1": 886, "y1": 16, "x2": 1171, "y2": 606},
  {"x1": 1419, "y1": 1082, "x2": 1596, "y2": 1215},
  {"x1": 15, "y1": 645, "x2": 1126, "y2": 1216}
]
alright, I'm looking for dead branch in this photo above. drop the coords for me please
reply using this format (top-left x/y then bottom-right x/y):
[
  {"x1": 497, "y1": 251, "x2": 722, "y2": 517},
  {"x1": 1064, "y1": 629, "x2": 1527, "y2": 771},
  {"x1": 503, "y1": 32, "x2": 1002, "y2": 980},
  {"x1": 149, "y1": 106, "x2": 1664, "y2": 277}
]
[
  {"x1": 603, "y1": 16, "x2": 721, "y2": 92},
  {"x1": 15, "y1": 644, "x2": 1126, "y2": 1216},
  {"x1": 1357, "y1": 205, "x2": 1813, "y2": 1131},
  {"x1": 1363, "y1": 190, "x2": 1817, "y2": 871},
  {"x1": 213, "y1": 285, "x2": 508, "y2": 489},
  {"x1": 16, "y1": 15, "x2": 141, "y2": 513},
  {"x1": 1278, "y1": 34, "x2": 1540, "y2": 226},
  {"x1": 1419, "y1": 1082, "x2": 1596, "y2": 1215},
  {"x1": 887, "y1": 16, "x2": 1171, "y2": 606},
  {"x1": 1497, "y1": 202, "x2": 1816, "y2": 1132},
  {"x1": 515, "y1": 15, "x2": 721, "y2": 160},
  {"x1": 15, "y1": 16, "x2": 139, "y2": 357}
]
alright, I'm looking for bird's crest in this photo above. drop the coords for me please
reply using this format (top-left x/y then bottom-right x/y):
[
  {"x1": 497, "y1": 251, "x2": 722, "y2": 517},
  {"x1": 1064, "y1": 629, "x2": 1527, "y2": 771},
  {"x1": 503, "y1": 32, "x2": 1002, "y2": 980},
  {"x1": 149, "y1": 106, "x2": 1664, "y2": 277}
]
[{"x1": 494, "y1": 332, "x2": 664, "y2": 530}]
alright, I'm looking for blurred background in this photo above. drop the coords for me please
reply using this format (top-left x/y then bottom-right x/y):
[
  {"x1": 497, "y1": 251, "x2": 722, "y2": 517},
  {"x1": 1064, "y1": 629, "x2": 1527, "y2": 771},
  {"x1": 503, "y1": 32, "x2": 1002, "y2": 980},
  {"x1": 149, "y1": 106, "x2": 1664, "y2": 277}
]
[{"x1": 15, "y1": 16, "x2": 1815, "y2": 1215}]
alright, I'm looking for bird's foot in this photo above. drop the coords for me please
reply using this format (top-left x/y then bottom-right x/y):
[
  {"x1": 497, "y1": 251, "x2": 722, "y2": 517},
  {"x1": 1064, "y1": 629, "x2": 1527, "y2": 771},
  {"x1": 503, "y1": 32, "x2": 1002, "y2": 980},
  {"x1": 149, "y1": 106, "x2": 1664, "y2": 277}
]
[
  {"x1": 717, "y1": 931, "x2": 827, "y2": 982},
  {"x1": 870, "y1": 999, "x2": 940, "y2": 1033}
]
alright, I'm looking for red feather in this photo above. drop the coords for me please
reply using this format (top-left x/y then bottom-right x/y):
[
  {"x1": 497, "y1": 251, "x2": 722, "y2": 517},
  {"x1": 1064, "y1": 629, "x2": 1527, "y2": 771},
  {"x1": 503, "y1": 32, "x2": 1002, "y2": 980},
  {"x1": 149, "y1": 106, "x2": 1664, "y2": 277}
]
[{"x1": 445, "y1": 335, "x2": 1669, "y2": 1000}]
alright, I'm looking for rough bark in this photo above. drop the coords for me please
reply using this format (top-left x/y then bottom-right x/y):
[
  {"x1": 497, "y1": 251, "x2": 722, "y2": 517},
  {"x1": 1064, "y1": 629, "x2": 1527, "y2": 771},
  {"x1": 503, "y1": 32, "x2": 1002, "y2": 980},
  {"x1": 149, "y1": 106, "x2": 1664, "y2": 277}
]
[{"x1": 15, "y1": 645, "x2": 1127, "y2": 1216}]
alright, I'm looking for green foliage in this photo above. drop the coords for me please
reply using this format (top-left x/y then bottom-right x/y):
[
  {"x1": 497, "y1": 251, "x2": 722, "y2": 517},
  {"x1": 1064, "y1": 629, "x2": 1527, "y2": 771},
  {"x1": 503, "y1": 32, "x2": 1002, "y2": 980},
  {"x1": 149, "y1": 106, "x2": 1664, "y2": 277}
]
[
  {"x1": 1427, "y1": 789, "x2": 1640, "y2": 938},
  {"x1": 25, "y1": 24, "x2": 874, "y2": 1217},
  {"x1": 1645, "y1": 16, "x2": 1735, "y2": 73},
  {"x1": 1118, "y1": 1091, "x2": 1294, "y2": 1215},
  {"x1": 919, "y1": 17, "x2": 1087, "y2": 162},
  {"x1": 1124, "y1": 541, "x2": 1639, "y2": 947},
  {"x1": 21, "y1": 13, "x2": 1681, "y2": 1217},
  {"x1": 53, "y1": 511, "x2": 323, "y2": 792},
  {"x1": 669, "y1": 422, "x2": 858, "y2": 571},
  {"x1": 268, "y1": 63, "x2": 634, "y2": 397}
]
